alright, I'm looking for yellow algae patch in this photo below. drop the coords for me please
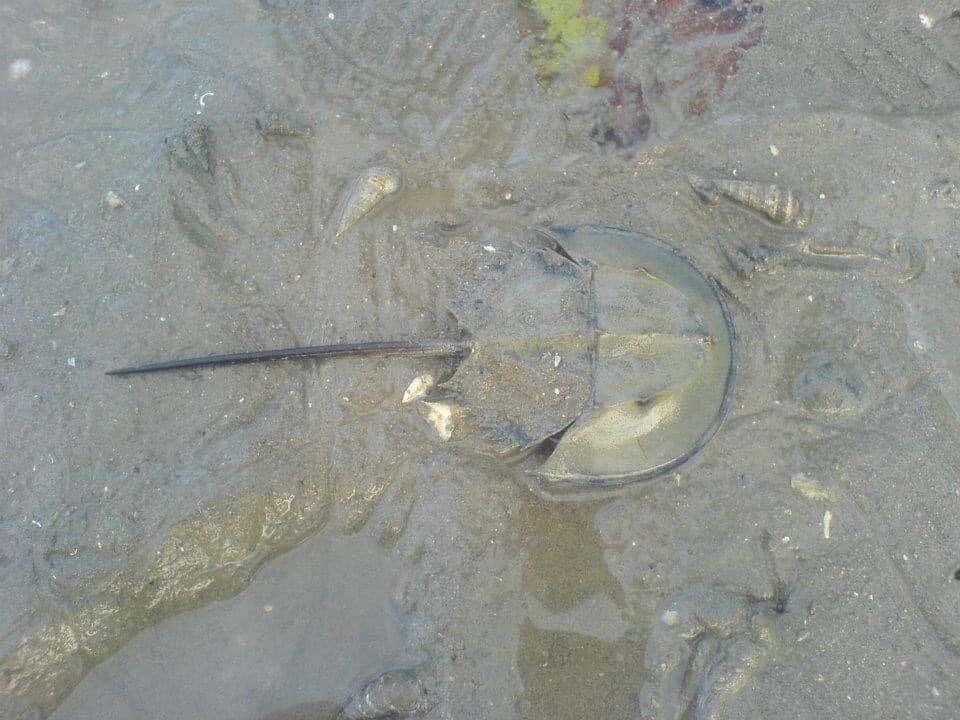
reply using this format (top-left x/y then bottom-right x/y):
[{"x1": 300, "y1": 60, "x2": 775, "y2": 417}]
[
  {"x1": 583, "y1": 61, "x2": 602, "y2": 88},
  {"x1": 790, "y1": 473, "x2": 840, "y2": 503},
  {"x1": 523, "y1": 0, "x2": 609, "y2": 84}
]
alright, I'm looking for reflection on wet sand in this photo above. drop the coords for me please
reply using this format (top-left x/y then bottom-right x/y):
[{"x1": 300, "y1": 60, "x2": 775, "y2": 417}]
[
  {"x1": 514, "y1": 493, "x2": 637, "y2": 719},
  {"x1": 517, "y1": 621, "x2": 642, "y2": 720},
  {"x1": 1, "y1": 481, "x2": 329, "y2": 718}
]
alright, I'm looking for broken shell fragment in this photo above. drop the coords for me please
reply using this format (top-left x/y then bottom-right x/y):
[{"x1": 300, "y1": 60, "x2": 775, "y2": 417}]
[
  {"x1": 334, "y1": 165, "x2": 402, "y2": 237},
  {"x1": 418, "y1": 400, "x2": 458, "y2": 441},
  {"x1": 402, "y1": 373, "x2": 435, "y2": 403},
  {"x1": 690, "y1": 176, "x2": 813, "y2": 229}
]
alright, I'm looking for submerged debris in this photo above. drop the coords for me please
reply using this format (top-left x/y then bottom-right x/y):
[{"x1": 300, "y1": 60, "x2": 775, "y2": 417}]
[
  {"x1": 715, "y1": 223, "x2": 927, "y2": 282},
  {"x1": 165, "y1": 120, "x2": 214, "y2": 175},
  {"x1": 255, "y1": 108, "x2": 314, "y2": 138},
  {"x1": 639, "y1": 581, "x2": 786, "y2": 720},
  {"x1": 342, "y1": 669, "x2": 433, "y2": 720},
  {"x1": 792, "y1": 352, "x2": 865, "y2": 416},
  {"x1": 691, "y1": 176, "x2": 813, "y2": 229},
  {"x1": 842, "y1": 225, "x2": 928, "y2": 282},
  {"x1": 334, "y1": 166, "x2": 402, "y2": 237}
]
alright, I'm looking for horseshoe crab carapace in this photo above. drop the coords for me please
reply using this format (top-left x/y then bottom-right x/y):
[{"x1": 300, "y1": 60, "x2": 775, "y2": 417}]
[{"x1": 109, "y1": 226, "x2": 736, "y2": 493}]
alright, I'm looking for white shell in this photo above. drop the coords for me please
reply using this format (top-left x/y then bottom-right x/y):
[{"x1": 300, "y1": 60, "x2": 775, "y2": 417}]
[
  {"x1": 401, "y1": 373, "x2": 435, "y2": 403},
  {"x1": 418, "y1": 400, "x2": 455, "y2": 441},
  {"x1": 334, "y1": 165, "x2": 402, "y2": 237}
]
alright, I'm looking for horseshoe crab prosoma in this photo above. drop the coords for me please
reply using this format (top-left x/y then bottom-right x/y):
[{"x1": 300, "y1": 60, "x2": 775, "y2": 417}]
[{"x1": 110, "y1": 225, "x2": 735, "y2": 493}]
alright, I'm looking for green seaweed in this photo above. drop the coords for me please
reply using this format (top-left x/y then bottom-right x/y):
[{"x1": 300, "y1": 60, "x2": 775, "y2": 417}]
[{"x1": 523, "y1": 0, "x2": 608, "y2": 86}]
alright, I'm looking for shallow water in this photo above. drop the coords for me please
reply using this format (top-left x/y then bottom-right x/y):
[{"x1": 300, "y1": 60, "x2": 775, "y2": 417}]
[{"x1": 2, "y1": 1, "x2": 960, "y2": 719}]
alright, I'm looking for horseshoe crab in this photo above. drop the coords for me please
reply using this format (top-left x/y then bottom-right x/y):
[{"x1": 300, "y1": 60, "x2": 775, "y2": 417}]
[{"x1": 109, "y1": 225, "x2": 735, "y2": 493}]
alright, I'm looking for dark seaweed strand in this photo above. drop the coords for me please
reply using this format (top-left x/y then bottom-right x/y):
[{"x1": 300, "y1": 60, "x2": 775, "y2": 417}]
[{"x1": 107, "y1": 340, "x2": 467, "y2": 376}]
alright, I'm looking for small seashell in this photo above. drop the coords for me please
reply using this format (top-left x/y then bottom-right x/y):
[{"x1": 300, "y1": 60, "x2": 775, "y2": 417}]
[
  {"x1": 342, "y1": 669, "x2": 433, "y2": 720},
  {"x1": 334, "y1": 165, "x2": 401, "y2": 237},
  {"x1": 690, "y1": 176, "x2": 813, "y2": 229},
  {"x1": 402, "y1": 373, "x2": 435, "y2": 403}
]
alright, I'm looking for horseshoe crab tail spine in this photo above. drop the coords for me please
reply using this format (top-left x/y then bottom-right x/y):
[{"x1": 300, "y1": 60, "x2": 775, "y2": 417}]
[{"x1": 107, "y1": 340, "x2": 467, "y2": 376}]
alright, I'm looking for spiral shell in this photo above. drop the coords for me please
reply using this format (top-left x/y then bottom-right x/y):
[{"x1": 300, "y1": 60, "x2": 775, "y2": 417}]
[
  {"x1": 334, "y1": 165, "x2": 402, "y2": 237},
  {"x1": 690, "y1": 176, "x2": 813, "y2": 229}
]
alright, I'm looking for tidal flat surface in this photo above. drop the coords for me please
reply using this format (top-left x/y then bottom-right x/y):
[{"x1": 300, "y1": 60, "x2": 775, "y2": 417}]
[{"x1": 2, "y1": 2, "x2": 960, "y2": 718}]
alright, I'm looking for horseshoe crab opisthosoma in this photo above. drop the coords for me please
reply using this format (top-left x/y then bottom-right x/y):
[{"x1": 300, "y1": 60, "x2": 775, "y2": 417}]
[{"x1": 109, "y1": 225, "x2": 736, "y2": 493}]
